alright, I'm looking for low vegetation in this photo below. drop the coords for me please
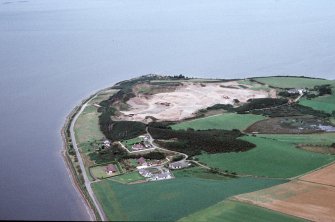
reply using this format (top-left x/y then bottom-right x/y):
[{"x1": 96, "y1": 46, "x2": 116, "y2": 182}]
[
  {"x1": 92, "y1": 177, "x2": 286, "y2": 221},
  {"x1": 178, "y1": 200, "x2": 305, "y2": 222},
  {"x1": 197, "y1": 135, "x2": 335, "y2": 178},
  {"x1": 171, "y1": 113, "x2": 266, "y2": 131},
  {"x1": 253, "y1": 76, "x2": 333, "y2": 88}
]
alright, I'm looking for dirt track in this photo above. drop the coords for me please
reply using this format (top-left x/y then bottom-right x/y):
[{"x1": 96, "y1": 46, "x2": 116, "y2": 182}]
[{"x1": 120, "y1": 81, "x2": 275, "y2": 122}]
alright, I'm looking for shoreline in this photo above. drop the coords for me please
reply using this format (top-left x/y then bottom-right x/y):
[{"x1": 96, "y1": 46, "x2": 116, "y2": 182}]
[{"x1": 60, "y1": 88, "x2": 110, "y2": 221}]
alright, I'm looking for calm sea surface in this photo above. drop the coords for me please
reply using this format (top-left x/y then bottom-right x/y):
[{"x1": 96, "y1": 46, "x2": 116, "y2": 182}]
[{"x1": 0, "y1": 0, "x2": 335, "y2": 220}]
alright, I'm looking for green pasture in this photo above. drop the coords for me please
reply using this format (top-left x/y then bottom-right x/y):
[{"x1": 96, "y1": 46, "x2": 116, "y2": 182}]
[
  {"x1": 178, "y1": 200, "x2": 305, "y2": 222},
  {"x1": 258, "y1": 133, "x2": 335, "y2": 146},
  {"x1": 299, "y1": 99, "x2": 335, "y2": 114},
  {"x1": 197, "y1": 136, "x2": 335, "y2": 178},
  {"x1": 74, "y1": 105, "x2": 104, "y2": 146},
  {"x1": 253, "y1": 77, "x2": 333, "y2": 89},
  {"x1": 171, "y1": 113, "x2": 266, "y2": 131},
  {"x1": 110, "y1": 171, "x2": 145, "y2": 184},
  {"x1": 173, "y1": 167, "x2": 229, "y2": 180},
  {"x1": 237, "y1": 79, "x2": 271, "y2": 91},
  {"x1": 88, "y1": 89, "x2": 119, "y2": 105},
  {"x1": 92, "y1": 177, "x2": 285, "y2": 221}
]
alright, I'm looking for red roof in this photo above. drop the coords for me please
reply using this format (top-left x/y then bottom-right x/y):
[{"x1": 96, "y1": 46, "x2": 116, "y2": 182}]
[
  {"x1": 137, "y1": 157, "x2": 146, "y2": 165},
  {"x1": 106, "y1": 164, "x2": 117, "y2": 172}
]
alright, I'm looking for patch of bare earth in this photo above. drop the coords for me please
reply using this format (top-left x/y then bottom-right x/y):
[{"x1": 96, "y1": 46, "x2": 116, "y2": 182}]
[
  {"x1": 233, "y1": 163, "x2": 335, "y2": 222},
  {"x1": 119, "y1": 81, "x2": 275, "y2": 122}
]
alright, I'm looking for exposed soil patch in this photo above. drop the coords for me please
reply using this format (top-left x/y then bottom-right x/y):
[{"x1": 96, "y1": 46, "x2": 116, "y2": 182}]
[
  {"x1": 119, "y1": 81, "x2": 275, "y2": 123},
  {"x1": 234, "y1": 180, "x2": 335, "y2": 222},
  {"x1": 300, "y1": 163, "x2": 335, "y2": 187}
]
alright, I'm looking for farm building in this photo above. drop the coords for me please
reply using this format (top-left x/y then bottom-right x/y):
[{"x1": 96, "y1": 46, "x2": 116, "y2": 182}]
[
  {"x1": 137, "y1": 157, "x2": 148, "y2": 166},
  {"x1": 151, "y1": 172, "x2": 172, "y2": 181},
  {"x1": 169, "y1": 161, "x2": 191, "y2": 169},
  {"x1": 138, "y1": 169, "x2": 152, "y2": 177},
  {"x1": 132, "y1": 143, "x2": 145, "y2": 151},
  {"x1": 106, "y1": 164, "x2": 117, "y2": 175}
]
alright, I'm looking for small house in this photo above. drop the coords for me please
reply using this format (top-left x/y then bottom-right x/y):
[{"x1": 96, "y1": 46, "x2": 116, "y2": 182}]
[
  {"x1": 106, "y1": 164, "x2": 117, "y2": 175},
  {"x1": 138, "y1": 169, "x2": 152, "y2": 177},
  {"x1": 137, "y1": 157, "x2": 147, "y2": 166}
]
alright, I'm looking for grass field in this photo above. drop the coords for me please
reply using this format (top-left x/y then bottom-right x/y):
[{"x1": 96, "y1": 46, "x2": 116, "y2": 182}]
[
  {"x1": 88, "y1": 89, "x2": 119, "y2": 105},
  {"x1": 299, "y1": 98, "x2": 335, "y2": 114},
  {"x1": 74, "y1": 105, "x2": 104, "y2": 147},
  {"x1": 178, "y1": 200, "x2": 305, "y2": 222},
  {"x1": 253, "y1": 77, "x2": 334, "y2": 89},
  {"x1": 90, "y1": 165, "x2": 120, "y2": 179},
  {"x1": 258, "y1": 133, "x2": 335, "y2": 146},
  {"x1": 171, "y1": 113, "x2": 266, "y2": 131},
  {"x1": 197, "y1": 135, "x2": 335, "y2": 178},
  {"x1": 92, "y1": 177, "x2": 286, "y2": 221},
  {"x1": 173, "y1": 167, "x2": 230, "y2": 180},
  {"x1": 110, "y1": 171, "x2": 145, "y2": 184}
]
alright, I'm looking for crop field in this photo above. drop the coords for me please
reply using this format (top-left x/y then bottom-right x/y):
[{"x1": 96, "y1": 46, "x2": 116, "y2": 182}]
[
  {"x1": 171, "y1": 113, "x2": 266, "y2": 131},
  {"x1": 74, "y1": 105, "x2": 104, "y2": 146},
  {"x1": 235, "y1": 179, "x2": 335, "y2": 222},
  {"x1": 197, "y1": 136, "x2": 335, "y2": 178},
  {"x1": 92, "y1": 177, "x2": 285, "y2": 221},
  {"x1": 110, "y1": 171, "x2": 145, "y2": 184},
  {"x1": 253, "y1": 77, "x2": 334, "y2": 89},
  {"x1": 178, "y1": 200, "x2": 305, "y2": 222}
]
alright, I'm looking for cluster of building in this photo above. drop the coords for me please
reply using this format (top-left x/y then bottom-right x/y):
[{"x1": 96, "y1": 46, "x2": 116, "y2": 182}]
[
  {"x1": 138, "y1": 167, "x2": 173, "y2": 181},
  {"x1": 136, "y1": 157, "x2": 163, "y2": 169},
  {"x1": 168, "y1": 161, "x2": 191, "y2": 169}
]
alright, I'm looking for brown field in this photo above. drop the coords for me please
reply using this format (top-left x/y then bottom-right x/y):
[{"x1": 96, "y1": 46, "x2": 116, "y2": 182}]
[
  {"x1": 119, "y1": 81, "x2": 275, "y2": 122},
  {"x1": 300, "y1": 163, "x2": 335, "y2": 186},
  {"x1": 234, "y1": 162, "x2": 335, "y2": 222}
]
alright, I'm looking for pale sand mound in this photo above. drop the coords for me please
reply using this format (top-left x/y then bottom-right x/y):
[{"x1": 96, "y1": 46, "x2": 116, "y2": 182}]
[{"x1": 120, "y1": 81, "x2": 275, "y2": 122}]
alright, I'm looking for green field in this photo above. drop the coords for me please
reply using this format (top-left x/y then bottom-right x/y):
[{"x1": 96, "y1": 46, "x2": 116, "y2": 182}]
[
  {"x1": 258, "y1": 133, "x2": 335, "y2": 146},
  {"x1": 171, "y1": 113, "x2": 266, "y2": 131},
  {"x1": 74, "y1": 105, "x2": 104, "y2": 147},
  {"x1": 173, "y1": 167, "x2": 230, "y2": 180},
  {"x1": 110, "y1": 171, "x2": 145, "y2": 184},
  {"x1": 197, "y1": 135, "x2": 335, "y2": 178},
  {"x1": 253, "y1": 77, "x2": 334, "y2": 89},
  {"x1": 178, "y1": 200, "x2": 305, "y2": 222},
  {"x1": 88, "y1": 89, "x2": 119, "y2": 105},
  {"x1": 92, "y1": 177, "x2": 286, "y2": 221},
  {"x1": 299, "y1": 92, "x2": 335, "y2": 114}
]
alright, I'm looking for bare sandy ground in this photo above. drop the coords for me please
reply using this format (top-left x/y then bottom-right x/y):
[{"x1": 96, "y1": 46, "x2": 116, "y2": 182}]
[
  {"x1": 234, "y1": 162, "x2": 335, "y2": 222},
  {"x1": 300, "y1": 163, "x2": 335, "y2": 187},
  {"x1": 120, "y1": 81, "x2": 275, "y2": 122}
]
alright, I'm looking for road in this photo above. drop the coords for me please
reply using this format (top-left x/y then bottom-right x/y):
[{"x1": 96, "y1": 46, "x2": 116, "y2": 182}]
[{"x1": 69, "y1": 96, "x2": 107, "y2": 221}]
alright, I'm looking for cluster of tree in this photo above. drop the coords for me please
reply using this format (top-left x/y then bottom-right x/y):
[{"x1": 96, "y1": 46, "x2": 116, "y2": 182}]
[
  {"x1": 89, "y1": 143, "x2": 128, "y2": 164},
  {"x1": 169, "y1": 74, "x2": 188, "y2": 79},
  {"x1": 148, "y1": 126, "x2": 255, "y2": 156},
  {"x1": 105, "y1": 121, "x2": 147, "y2": 141},
  {"x1": 248, "y1": 103, "x2": 330, "y2": 118},
  {"x1": 128, "y1": 151, "x2": 166, "y2": 160},
  {"x1": 235, "y1": 98, "x2": 288, "y2": 113},
  {"x1": 314, "y1": 84, "x2": 332, "y2": 96}
]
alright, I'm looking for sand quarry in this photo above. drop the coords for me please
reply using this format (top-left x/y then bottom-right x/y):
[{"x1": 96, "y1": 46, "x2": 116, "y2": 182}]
[
  {"x1": 120, "y1": 81, "x2": 276, "y2": 122},
  {"x1": 233, "y1": 163, "x2": 335, "y2": 222}
]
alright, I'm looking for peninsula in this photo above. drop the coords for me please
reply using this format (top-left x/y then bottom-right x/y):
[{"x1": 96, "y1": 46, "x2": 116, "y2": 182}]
[{"x1": 63, "y1": 75, "x2": 335, "y2": 221}]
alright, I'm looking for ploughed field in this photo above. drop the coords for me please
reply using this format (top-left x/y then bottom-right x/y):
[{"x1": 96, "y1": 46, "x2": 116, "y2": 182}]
[{"x1": 72, "y1": 75, "x2": 335, "y2": 221}]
